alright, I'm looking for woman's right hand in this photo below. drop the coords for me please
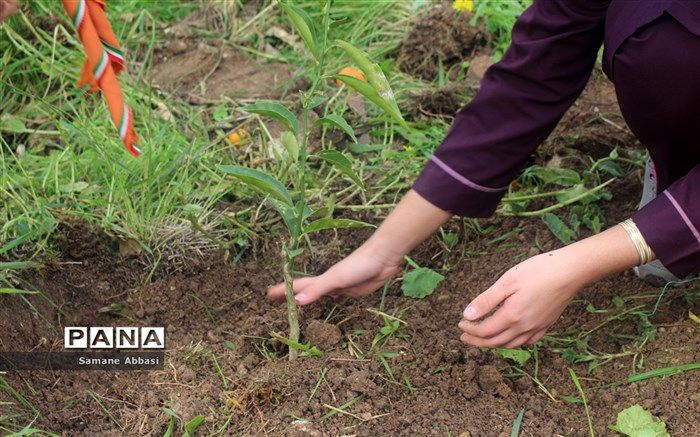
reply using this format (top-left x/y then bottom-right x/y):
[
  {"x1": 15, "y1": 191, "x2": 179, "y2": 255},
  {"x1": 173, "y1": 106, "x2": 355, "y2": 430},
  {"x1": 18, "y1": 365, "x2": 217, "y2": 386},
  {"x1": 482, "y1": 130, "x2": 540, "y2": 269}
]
[
  {"x1": 267, "y1": 245, "x2": 402, "y2": 305},
  {"x1": 266, "y1": 190, "x2": 453, "y2": 306}
]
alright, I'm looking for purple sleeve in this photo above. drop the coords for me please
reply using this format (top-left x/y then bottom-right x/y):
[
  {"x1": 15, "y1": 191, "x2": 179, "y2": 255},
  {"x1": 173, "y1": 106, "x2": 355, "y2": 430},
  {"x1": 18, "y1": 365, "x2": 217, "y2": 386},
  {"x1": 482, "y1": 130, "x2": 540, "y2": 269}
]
[
  {"x1": 412, "y1": 0, "x2": 609, "y2": 217},
  {"x1": 633, "y1": 165, "x2": 700, "y2": 278}
]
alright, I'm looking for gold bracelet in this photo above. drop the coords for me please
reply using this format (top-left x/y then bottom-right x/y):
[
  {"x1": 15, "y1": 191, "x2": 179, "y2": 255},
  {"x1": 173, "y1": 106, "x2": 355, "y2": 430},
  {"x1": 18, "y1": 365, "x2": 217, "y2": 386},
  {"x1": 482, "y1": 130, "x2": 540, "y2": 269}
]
[{"x1": 620, "y1": 219, "x2": 655, "y2": 266}]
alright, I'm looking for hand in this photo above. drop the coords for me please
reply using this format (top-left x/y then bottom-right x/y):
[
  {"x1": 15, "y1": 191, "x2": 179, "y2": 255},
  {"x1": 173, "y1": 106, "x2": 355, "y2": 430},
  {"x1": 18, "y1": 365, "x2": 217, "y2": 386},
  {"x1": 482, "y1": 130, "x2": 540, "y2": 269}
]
[
  {"x1": 267, "y1": 244, "x2": 401, "y2": 305},
  {"x1": 458, "y1": 224, "x2": 641, "y2": 348},
  {"x1": 267, "y1": 189, "x2": 451, "y2": 306},
  {"x1": 1, "y1": 0, "x2": 18, "y2": 21},
  {"x1": 458, "y1": 251, "x2": 585, "y2": 348}
]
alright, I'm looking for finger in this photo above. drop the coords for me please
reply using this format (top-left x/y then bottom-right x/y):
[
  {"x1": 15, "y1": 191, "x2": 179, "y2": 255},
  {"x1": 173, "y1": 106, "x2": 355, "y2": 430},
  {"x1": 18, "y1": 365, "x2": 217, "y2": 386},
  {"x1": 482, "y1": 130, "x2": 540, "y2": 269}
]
[
  {"x1": 458, "y1": 306, "x2": 511, "y2": 339},
  {"x1": 463, "y1": 280, "x2": 514, "y2": 321},
  {"x1": 525, "y1": 329, "x2": 547, "y2": 346},
  {"x1": 502, "y1": 331, "x2": 536, "y2": 349},
  {"x1": 459, "y1": 329, "x2": 519, "y2": 349},
  {"x1": 266, "y1": 277, "x2": 316, "y2": 301}
]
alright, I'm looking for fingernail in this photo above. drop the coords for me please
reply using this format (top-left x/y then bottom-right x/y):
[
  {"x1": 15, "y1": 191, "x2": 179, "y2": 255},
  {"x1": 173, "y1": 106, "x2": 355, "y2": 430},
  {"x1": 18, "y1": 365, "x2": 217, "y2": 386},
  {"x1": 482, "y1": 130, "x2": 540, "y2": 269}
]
[
  {"x1": 295, "y1": 293, "x2": 307, "y2": 304},
  {"x1": 465, "y1": 305, "x2": 477, "y2": 320}
]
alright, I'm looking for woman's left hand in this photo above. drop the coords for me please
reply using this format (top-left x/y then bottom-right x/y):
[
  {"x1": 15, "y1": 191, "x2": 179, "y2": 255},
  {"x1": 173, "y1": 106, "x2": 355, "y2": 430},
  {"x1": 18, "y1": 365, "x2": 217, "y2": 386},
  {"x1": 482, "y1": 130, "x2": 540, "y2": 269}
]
[
  {"x1": 458, "y1": 250, "x2": 586, "y2": 348},
  {"x1": 458, "y1": 224, "x2": 642, "y2": 349}
]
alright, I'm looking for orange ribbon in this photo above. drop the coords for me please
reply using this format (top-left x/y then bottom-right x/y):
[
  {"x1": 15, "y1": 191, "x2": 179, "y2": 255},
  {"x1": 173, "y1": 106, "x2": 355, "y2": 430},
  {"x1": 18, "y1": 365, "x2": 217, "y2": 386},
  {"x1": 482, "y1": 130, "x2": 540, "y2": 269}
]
[{"x1": 62, "y1": 0, "x2": 140, "y2": 156}]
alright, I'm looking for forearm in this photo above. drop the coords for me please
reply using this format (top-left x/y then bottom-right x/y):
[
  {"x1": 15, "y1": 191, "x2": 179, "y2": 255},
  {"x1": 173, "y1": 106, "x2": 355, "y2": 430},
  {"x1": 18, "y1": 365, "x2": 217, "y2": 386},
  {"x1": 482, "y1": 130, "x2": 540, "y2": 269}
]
[
  {"x1": 362, "y1": 189, "x2": 452, "y2": 264},
  {"x1": 556, "y1": 223, "x2": 653, "y2": 286}
]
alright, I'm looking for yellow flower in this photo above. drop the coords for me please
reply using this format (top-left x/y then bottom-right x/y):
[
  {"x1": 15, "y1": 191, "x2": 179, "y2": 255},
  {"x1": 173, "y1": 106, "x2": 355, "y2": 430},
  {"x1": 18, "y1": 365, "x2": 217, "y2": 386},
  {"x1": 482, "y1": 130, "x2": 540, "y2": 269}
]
[{"x1": 453, "y1": 0, "x2": 474, "y2": 12}]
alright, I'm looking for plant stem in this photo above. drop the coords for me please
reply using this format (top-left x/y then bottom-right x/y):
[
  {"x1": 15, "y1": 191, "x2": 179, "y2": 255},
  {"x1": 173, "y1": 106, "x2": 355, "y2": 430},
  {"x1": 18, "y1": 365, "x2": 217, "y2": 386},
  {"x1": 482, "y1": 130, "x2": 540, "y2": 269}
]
[{"x1": 282, "y1": 244, "x2": 299, "y2": 361}]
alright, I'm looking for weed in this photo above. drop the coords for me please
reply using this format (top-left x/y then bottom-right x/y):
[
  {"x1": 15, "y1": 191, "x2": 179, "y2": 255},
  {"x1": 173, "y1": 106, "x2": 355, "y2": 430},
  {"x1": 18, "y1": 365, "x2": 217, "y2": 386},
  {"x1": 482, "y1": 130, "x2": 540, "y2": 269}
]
[{"x1": 218, "y1": 0, "x2": 405, "y2": 359}]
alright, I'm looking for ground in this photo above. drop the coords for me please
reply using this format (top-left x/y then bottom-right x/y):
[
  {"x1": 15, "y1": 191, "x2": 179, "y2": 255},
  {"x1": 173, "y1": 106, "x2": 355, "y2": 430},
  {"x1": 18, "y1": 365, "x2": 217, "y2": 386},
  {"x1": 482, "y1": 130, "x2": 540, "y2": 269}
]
[{"x1": 1, "y1": 1, "x2": 698, "y2": 436}]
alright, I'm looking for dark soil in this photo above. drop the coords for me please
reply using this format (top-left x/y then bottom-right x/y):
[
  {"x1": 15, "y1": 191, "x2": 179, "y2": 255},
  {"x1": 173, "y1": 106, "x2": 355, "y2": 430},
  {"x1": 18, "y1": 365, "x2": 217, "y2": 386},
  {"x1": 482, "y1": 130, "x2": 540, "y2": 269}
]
[
  {"x1": 1, "y1": 205, "x2": 698, "y2": 436},
  {"x1": 397, "y1": 4, "x2": 489, "y2": 81}
]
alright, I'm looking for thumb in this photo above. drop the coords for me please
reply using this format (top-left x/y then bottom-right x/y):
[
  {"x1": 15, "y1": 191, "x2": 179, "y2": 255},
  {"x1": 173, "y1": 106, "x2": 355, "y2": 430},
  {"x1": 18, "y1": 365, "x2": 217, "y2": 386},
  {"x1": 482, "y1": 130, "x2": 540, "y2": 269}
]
[{"x1": 463, "y1": 281, "x2": 512, "y2": 321}]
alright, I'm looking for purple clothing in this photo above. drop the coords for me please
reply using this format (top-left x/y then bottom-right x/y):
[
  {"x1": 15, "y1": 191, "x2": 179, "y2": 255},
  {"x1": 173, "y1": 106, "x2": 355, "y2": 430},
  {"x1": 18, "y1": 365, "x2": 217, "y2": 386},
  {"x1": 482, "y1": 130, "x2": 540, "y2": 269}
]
[{"x1": 412, "y1": 0, "x2": 700, "y2": 278}]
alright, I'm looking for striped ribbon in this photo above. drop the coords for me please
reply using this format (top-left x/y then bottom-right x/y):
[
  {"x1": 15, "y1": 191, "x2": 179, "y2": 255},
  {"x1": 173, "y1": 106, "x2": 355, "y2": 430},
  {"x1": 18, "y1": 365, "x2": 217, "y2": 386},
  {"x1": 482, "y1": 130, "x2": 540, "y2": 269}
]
[{"x1": 62, "y1": 0, "x2": 140, "y2": 156}]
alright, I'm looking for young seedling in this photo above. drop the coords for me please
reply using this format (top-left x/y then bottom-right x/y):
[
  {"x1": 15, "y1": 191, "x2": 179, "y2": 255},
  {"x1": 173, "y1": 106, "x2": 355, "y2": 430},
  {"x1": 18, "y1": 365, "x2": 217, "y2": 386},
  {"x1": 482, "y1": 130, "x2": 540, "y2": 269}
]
[{"x1": 218, "y1": 0, "x2": 405, "y2": 360}]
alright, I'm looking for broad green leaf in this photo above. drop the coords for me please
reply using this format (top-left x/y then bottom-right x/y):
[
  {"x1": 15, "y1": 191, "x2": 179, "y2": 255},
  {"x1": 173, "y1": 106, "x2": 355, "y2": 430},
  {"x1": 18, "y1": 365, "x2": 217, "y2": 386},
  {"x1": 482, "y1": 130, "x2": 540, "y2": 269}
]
[
  {"x1": 334, "y1": 74, "x2": 406, "y2": 128},
  {"x1": 598, "y1": 159, "x2": 624, "y2": 177},
  {"x1": 303, "y1": 218, "x2": 373, "y2": 235},
  {"x1": 348, "y1": 143, "x2": 385, "y2": 154},
  {"x1": 495, "y1": 348, "x2": 532, "y2": 367},
  {"x1": 609, "y1": 405, "x2": 669, "y2": 437},
  {"x1": 555, "y1": 183, "x2": 587, "y2": 203},
  {"x1": 334, "y1": 40, "x2": 401, "y2": 115},
  {"x1": 0, "y1": 114, "x2": 26, "y2": 133},
  {"x1": 218, "y1": 165, "x2": 292, "y2": 206},
  {"x1": 314, "y1": 149, "x2": 364, "y2": 188},
  {"x1": 280, "y1": 131, "x2": 299, "y2": 162},
  {"x1": 542, "y1": 212, "x2": 575, "y2": 244},
  {"x1": 313, "y1": 114, "x2": 357, "y2": 142},
  {"x1": 242, "y1": 102, "x2": 298, "y2": 135},
  {"x1": 401, "y1": 267, "x2": 444, "y2": 299},
  {"x1": 212, "y1": 106, "x2": 228, "y2": 122},
  {"x1": 530, "y1": 166, "x2": 580, "y2": 186},
  {"x1": 279, "y1": 1, "x2": 318, "y2": 59}
]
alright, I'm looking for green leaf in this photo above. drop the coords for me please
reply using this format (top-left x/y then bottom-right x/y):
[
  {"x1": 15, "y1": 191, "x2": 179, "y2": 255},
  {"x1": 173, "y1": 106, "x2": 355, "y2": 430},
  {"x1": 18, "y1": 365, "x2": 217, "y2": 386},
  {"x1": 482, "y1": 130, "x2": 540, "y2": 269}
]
[
  {"x1": 242, "y1": 102, "x2": 298, "y2": 135},
  {"x1": 313, "y1": 114, "x2": 357, "y2": 142},
  {"x1": 218, "y1": 165, "x2": 292, "y2": 207},
  {"x1": 212, "y1": 106, "x2": 228, "y2": 122},
  {"x1": 334, "y1": 40, "x2": 402, "y2": 115},
  {"x1": 334, "y1": 74, "x2": 406, "y2": 128},
  {"x1": 510, "y1": 409, "x2": 525, "y2": 437},
  {"x1": 401, "y1": 267, "x2": 444, "y2": 299},
  {"x1": 0, "y1": 114, "x2": 27, "y2": 133},
  {"x1": 530, "y1": 166, "x2": 580, "y2": 186},
  {"x1": 280, "y1": 131, "x2": 299, "y2": 162},
  {"x1": 542, "y1": 212, "x2": 575, "y2": 245},
  {"x1": 184, "y1": 415, "x2": 205, "y2": 437},
  {"x1": 609, "y1": 405, "x2": 669, "y2": 437},
  {"x1": 279, "y1": 1, "x2": 318, "y2": 59},
  {"x1": 303, "y1": 218, "x2": 374, "y2": 235},
  {"x1": 495, "y1": 348, "x2": 532, "y2": 367},
  {"x1": 268, "y1": 197, "x2": 301, "y2": 239},
  {"x1": 314, "y1": 149, "x2": 364, "y2": 188}
]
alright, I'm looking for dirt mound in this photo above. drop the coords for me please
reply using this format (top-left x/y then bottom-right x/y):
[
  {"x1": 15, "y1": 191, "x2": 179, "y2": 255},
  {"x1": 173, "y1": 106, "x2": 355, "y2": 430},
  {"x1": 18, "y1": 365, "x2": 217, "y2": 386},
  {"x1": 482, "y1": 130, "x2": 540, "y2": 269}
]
[
  {"x1": 397, "y1": 4, "x2": 489, "y2": 81},
  {"x1": 150, "y1": 43, "x2": 295, "y2": 101},
  {"x1": 407, "y1": 83, "x2": 471, "y2": 120}
]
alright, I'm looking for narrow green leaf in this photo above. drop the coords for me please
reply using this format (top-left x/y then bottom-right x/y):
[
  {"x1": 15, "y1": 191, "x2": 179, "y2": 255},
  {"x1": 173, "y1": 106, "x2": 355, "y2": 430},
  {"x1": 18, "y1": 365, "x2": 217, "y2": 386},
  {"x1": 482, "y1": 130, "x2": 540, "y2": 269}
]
[
  {"x1": 242, "y1": 102, "x2": 298, "y2": 135},
  {"x1": 314, "y1": 149, "x2": 364, "y2": 188},
  {"x1": 542, "y1": 212, "x2": 575, "y2": 244},
  {"x1": 218, "y1": 165, "x2": 293, "y2": 206},
  {"x1": 334, "y1": 74, "x2": 406, "y2": 127},
  {"x1": 303, "y1": 218, "x2": 374, "y2": 235},
  {"x1": 334, "y1": 40, "x2": 401, "y2": 115},
  {"x1": 510, "y1": 409, "x2": 525, "y2": 437},
  {"x1": 0, "y1": 288, "x2": 38, "y2": 295},
  {"x1": 279, "y1": 1, "x2": 317, "y2": 59},
  {"x1": 401, "y1": 268, "x2": 444, "y2": 299},
  {"x1": 280, "y1": 131, "x2": 299, "y2": 162},
  {"x1": 184, "y1": 415, "x2": 205, "y2": 437},
  {"x1": 313, "y1": 114, "x2": 357, "y2": 142}
]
